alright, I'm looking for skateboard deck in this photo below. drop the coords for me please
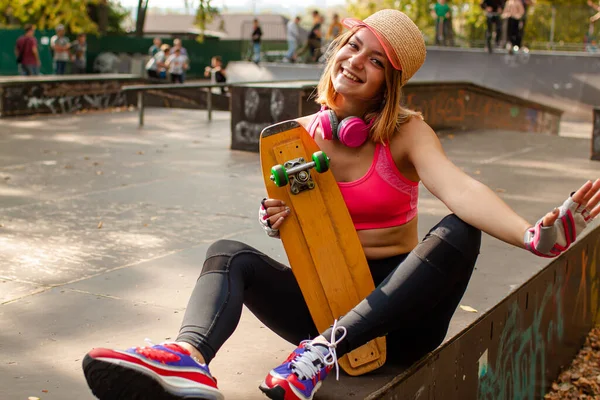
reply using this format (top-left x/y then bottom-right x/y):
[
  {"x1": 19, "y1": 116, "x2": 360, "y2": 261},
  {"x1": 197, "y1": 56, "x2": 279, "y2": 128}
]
[{"x1": 259, "y1": 120, "x2": 386, "y2": 376}]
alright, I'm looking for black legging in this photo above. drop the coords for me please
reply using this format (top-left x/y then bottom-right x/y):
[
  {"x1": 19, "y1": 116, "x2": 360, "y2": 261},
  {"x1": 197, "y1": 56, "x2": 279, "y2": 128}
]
[
  {"x1": 177, "y1": 214, "x2": 481, "y2": 366},
  {"x1": 507, "y1": 18, "x2": 522, "y2": 48}
]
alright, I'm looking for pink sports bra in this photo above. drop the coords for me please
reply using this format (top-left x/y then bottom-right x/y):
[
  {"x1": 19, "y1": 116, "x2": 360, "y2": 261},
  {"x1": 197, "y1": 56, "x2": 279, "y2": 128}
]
[{"x1": 307, "y1": 115, "x2": 419, "y2": 230}]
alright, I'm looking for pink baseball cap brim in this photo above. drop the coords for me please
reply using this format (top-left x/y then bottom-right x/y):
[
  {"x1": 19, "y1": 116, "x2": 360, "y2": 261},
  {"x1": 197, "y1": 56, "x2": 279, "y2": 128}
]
[{"x1": 342, "y1": 17, "x2": 402, "y2": 71}]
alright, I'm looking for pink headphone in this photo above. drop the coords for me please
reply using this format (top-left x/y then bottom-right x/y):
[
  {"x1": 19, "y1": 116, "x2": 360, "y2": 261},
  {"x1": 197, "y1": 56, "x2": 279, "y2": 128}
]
[{"x1": 318, "y1": 107, "x2": 373, "y2": 148}]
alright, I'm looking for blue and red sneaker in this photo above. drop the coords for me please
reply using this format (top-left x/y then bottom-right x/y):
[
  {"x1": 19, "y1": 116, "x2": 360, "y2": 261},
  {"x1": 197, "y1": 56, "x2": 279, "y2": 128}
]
[
  {"x1": 82, "y1": 341, "x2": 223, "y2": 400},
  {"x1": 259, "y1": 322, "x2": 347, "y2": 400}
]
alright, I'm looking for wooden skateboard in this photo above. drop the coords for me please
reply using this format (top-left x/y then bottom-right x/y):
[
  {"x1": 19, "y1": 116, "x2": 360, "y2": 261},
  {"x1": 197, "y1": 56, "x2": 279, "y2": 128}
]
[{"x1": 259, "y1": 120, "x2": 386, "y2": 376}]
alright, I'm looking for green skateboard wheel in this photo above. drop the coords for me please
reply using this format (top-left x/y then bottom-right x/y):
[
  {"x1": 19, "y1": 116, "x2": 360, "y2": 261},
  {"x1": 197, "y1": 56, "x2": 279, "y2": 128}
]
[
  {"x1": 271, "y1": 165, "x2": 289, "y2": 187},
  {"x1": 312, "y1": 151, "x2": 330, "y2": 173}
]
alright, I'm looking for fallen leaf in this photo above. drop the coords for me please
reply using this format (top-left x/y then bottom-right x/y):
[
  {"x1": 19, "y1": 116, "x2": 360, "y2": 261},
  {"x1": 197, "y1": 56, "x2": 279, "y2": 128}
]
[
  {"x1": 459, "y1": 305, "x2": 478, "y2": 313},
  {"x1": 447, "y1": 134, "x2": 454, "y2": 139},
  {"x1": 137, "y1": 151, "x2": 145, "y2": 155},
  {"x1": 97, "y1": 221, "x2": 103, "y2": 229},
  {"x1": 495, "y1": 188, "x2": 506, "y2": 193},
  {"x1": 84, "y1": 157, "x2": 90, "y2": 160}
]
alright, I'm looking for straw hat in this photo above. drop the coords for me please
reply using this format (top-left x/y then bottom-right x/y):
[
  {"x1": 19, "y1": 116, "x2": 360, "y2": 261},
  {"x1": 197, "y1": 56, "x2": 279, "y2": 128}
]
[{"x1": 343, "y1": 9, "x2": 427, "y2": 86}]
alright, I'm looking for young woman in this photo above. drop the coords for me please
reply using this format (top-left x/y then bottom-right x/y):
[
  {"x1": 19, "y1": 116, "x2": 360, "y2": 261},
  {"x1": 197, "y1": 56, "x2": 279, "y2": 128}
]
[{"x1": 82, "y1": 9, "x2": 600, "y2": 400}]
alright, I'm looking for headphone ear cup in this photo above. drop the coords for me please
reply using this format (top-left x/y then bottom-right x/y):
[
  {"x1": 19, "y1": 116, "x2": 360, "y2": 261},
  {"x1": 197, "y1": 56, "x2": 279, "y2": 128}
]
[
  {"x1": 319, "y1": 110, "x2": 334, "y2": 141},
  {"x1": 337, "y1": 117, "x2": 370, "y2": 148}
]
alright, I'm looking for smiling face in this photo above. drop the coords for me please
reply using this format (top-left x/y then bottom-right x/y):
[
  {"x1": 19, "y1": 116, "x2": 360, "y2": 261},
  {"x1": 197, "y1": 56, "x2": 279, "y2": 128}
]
[{"x1": 330, "y1": 28, "x2": 388, "y2": 105}]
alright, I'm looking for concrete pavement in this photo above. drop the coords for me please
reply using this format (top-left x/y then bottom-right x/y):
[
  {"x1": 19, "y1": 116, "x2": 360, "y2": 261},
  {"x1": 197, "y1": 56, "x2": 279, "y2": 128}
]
[{"x1": 0, "y1": 108, "x2": 598, "y2": 400}]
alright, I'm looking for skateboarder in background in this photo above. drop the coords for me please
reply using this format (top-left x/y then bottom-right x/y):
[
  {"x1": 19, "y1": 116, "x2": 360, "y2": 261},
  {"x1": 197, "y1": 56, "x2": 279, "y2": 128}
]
[
  {"x1": 432, "y1": 0, "x2": 451, "y2": 45},
  {"x1": 82, "y1": 9, "x2": 600, "y2": 400},
  {"x1": 481, "y1": 0, "x2": 505, "y2": 52},
  {"x1": 503, "y1": 0, "x2": 526, "y2": 53}
]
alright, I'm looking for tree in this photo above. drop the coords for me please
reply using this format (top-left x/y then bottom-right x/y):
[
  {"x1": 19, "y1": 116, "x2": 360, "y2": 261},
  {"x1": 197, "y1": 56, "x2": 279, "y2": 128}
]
[
  {"x1": 525, "y1": 0, "x2": 592, "y2": 46},
  {"x1": 194, "y1": 0, "x2": 219, "y2": 42},
  {"x1": 0, "y1": 0, "x2": 129, "y2": 35},
  {"x1": 0, "y1": 0, "x2": 99, "y2": 32}
]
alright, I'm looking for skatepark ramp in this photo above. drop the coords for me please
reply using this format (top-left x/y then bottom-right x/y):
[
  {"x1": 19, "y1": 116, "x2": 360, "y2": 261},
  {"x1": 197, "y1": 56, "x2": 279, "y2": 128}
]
[
  {"x1": 229, "y1": 80, "x2": 562, "y2": 152},
  {"x1": 227, "y1": 48, "x2": 600, "y2": 123}
]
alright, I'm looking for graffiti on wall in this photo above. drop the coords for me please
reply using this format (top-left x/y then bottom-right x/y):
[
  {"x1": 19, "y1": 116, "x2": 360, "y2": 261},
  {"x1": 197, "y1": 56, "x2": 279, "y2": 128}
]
[
  {"x1": 403, "y1": 87, "x2": 560, "y2": 135},
  {"x1": 478, "y1": 276, "x2": 565, "y2": 400},
  {"x1": 1, "y1": 81, "x2": 128, "y2": 116},
  {"x1": 230, "y1": 87, "x2": 303, "y2": 152},
  {"x1": 478, "y1": 237, "x2": 600, "y2": 400}
]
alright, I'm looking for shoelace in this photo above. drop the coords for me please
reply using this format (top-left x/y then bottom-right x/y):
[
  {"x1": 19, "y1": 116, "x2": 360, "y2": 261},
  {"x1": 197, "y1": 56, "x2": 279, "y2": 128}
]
[{"x1": 291, "y1": 319, "x2": 347, "y2": 381}]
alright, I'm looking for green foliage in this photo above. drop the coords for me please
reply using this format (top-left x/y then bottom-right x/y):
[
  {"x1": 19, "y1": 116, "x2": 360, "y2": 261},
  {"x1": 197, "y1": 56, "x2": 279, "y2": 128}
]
[
  {"x1": 88, "y1": 1, "x2": 131, "y2": 34},
  {"x1": 0, "y1": 0, "x2": 99, "y2": 33},
  {"x1": 345, "y1": 0, "x2": 597, "y2": 46},
  {"x1": 525, "y1": 0, "x2": 593, "y2": 47},
  {"x1": 194, "y1": 0, "x2": 219, "y2": 42},
  {"x1": 0, "y1": 0, "x2": 130, "y2": 34}
]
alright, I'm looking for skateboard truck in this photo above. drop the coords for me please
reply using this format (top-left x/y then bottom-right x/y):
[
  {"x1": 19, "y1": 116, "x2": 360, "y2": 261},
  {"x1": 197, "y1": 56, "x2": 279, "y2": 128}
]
[{"x1": 270, "y1": 151, "x2": 330, "y2": 195}]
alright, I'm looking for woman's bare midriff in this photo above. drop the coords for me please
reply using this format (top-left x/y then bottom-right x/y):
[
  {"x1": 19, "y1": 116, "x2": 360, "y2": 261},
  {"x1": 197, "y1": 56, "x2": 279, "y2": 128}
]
[{"x1": 358, "y1": 216, "x2": 419, "y2": 260}]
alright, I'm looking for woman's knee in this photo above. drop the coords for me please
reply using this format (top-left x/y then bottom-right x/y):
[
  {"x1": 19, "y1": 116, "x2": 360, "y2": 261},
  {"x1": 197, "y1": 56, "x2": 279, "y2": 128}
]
[
  {"x1": 202, "y1": 240, "x2": 256, "y2": 275},
  {"x1": 430, "y1": 214, "x2": 482, "y2": 262},
  {"x1": 205, "y1": 239, "x2": 255, "y2": 259}
]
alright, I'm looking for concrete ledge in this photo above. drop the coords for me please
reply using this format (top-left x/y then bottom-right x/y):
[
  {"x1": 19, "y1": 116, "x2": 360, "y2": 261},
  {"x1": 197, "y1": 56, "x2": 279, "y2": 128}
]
[
  {"x1": 370, "y1": 226, "x2": 600, "y2": 400},
  {"x1": 0, "y1": 74, "x2": 142, "y2": 117},
  {"x1": 404, "y1": 81, "x2": 563, "y2": 135}
]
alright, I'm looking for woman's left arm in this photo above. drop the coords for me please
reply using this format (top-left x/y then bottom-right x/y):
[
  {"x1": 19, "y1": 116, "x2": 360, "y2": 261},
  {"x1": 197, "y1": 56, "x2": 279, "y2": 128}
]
[{"x1": 404, "y1": 122, "x2": 600, "y2": 250}]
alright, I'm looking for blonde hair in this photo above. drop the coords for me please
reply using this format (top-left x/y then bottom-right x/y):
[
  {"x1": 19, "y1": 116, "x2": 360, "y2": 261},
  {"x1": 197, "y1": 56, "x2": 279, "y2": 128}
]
[{"x1": 315, "y1": 27, "x2": 422, "y2": 144}]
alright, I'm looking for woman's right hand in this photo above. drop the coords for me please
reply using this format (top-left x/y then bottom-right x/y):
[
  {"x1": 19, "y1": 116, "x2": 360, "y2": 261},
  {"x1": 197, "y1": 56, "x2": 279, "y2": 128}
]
[{"x1": 258, "y1": 198, "x2": 291, "y2": 238}]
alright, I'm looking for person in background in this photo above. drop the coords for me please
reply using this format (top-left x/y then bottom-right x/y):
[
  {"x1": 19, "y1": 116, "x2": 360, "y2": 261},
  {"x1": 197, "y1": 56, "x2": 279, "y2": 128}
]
[
  {"x1": 166, "y1": 47, "x2": 189, "y2": 84},
  {"x1": 204, "y1": 56, "x2": 227, "y2": 94},
  {"x1": 251, "y1": 19, "x2": 263, "y2": 64},
  {"x1": 50, "y1": 24, "x2": 71, "y2": 75},
  {"x1": 70, "y1": 33, "x2": 87, "y2": 74},
  {"x1": 327, "y1": 13, "x2": 344, "y2": 42},
  {"x1": 149, "y1": 37, "x2": 162, "y2": 57},
  {"x1": 589, "y1": 0, "x2": 600, "y2": 23},
  {"x1": 286, "y1": 16, "x2": 301, "y2": 63},
  {"x1": 145, "y1": 43, "x2": 170, "y2": 80},
  {"x1": 502, "y1": 0, "x2": 525, "y2": 53},
  {"x1": 295, "y1": 10, "x2": 322, "y2": 63},
  {"x1": 15, "y1": 24, "x2": 40, "y2": 76},
  {"x1": 480, "y1": 0, "x2": 505, "y2": 53},
  {"x1": 516, "y1": 0, "x2": 532, "y2": 50},
  {"x1": 169, "y1": 38, "x2": 189, "y2": 82},
  {"x1": 170, "y1": 38, "x2": 188, "y2": 58},
  {"x1": 432, "y1": 0, "x2": 451, "y2": 45}
]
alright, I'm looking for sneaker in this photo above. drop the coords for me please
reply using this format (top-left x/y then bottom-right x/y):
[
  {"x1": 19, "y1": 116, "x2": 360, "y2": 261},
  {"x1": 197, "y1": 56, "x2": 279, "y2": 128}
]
[
  {"x1": 82, "y1": 341, "x2": 223, "y2": 400},
  {"x1": 259, "y1": 322, "x2": 347, "y2": 400}
]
